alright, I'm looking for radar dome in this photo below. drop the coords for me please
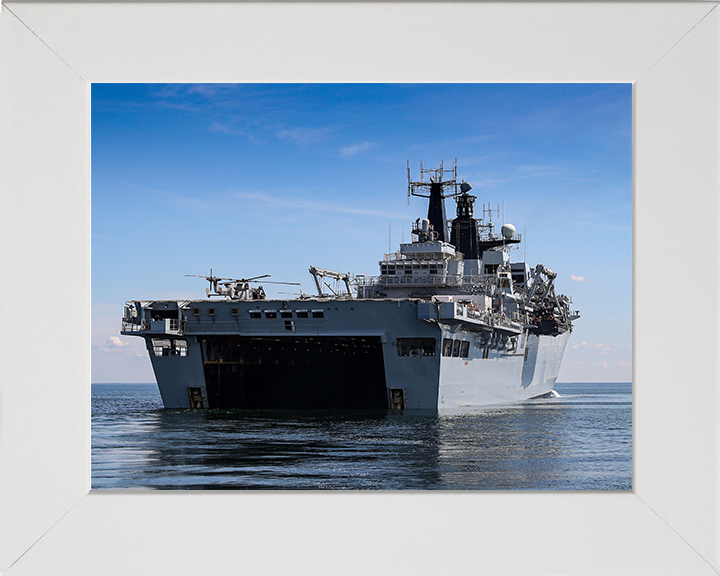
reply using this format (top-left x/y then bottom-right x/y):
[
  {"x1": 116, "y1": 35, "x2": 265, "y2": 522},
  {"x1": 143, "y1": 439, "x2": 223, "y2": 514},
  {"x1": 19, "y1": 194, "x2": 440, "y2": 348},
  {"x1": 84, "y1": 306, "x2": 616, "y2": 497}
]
[{"x1": 501, "y1": 223, "x2": 516, "y2": 239}]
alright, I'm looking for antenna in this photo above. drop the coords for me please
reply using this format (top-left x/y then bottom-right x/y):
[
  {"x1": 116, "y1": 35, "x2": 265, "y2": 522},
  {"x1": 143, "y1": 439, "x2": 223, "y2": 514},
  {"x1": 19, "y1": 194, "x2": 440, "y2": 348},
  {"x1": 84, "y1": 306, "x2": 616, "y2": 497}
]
[
  {"x1": 388, "y1": 221, "x2": 391, "y2": 253},
  {"x1": 523, "y1": 213, "x2": 526, "y2": 262}
]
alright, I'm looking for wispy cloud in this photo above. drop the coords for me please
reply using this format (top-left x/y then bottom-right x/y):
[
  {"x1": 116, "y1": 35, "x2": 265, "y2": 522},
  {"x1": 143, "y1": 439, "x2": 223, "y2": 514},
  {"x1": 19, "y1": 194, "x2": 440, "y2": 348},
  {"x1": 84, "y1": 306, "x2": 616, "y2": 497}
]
[
  {"x1": 571, "y1": 341, "x2": 616, "y2": 355},
  {"x1": 340, "y1": 142, "x2": 373, "y2": 157},
  {"x1": 209, "y1": 122, "x2": 247, "y2": 136},
  {"x1": 570, "y1": 275, "x2": 590, "y2": 282},
  {"x1": 186, "y1": 84, "x2": 240, "y2": 97},
  {"x1": 516, "y1": 164, "x2": 565, "y2": 176},
  {"x1": 232, "y1": 191, "x2": 401, "y2": 219},
  {"x1": 277, "y1": 126, "x2": 335, "y2": 146}
]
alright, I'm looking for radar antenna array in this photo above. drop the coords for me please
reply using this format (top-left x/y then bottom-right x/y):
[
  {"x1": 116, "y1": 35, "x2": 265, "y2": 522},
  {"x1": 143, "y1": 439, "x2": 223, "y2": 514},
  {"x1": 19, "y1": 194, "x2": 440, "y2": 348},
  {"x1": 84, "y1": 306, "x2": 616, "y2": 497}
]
[{"x1": 407, "y1": 158, "x2": 465, "y2": 202}]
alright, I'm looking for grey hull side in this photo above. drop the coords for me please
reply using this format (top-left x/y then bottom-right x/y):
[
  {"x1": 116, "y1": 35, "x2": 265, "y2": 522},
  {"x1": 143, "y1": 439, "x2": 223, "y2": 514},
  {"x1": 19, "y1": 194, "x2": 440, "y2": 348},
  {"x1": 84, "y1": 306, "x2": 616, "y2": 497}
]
[{"x1": 137, "y1": 297, "x2": 570, "y2": 411}]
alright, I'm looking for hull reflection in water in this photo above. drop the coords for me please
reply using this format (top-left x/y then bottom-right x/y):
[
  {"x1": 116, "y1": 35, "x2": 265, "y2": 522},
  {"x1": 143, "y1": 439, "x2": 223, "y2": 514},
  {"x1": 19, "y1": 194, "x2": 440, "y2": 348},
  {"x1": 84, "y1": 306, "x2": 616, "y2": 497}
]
[{"x1": 92, "y1": 382, "x2": 631, "y2": 490}]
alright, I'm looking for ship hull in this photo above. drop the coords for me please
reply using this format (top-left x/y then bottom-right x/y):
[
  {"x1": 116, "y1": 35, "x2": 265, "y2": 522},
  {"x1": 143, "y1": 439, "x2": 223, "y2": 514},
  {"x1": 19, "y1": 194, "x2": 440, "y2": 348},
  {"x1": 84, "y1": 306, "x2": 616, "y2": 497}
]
[{"x1": 134, "y1": 298, "x2": 570, "y2": 411}]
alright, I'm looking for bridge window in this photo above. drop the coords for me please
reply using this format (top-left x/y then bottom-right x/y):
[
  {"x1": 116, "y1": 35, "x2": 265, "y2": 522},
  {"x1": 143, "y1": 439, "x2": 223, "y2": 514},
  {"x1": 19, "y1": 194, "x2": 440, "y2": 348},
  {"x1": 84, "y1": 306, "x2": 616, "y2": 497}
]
[
  {"x1": 397, "y1": 338, "x2": 436, "y2": 357},
  {"x1": 460, "y1": 341, "x2": 470, "y2": 358},
  {"x1": 442, "y1": 338, "x2": 453, "y2": 357},
  {"x1": 452, "y1": 340, "x2": 461, "y2": 357}
]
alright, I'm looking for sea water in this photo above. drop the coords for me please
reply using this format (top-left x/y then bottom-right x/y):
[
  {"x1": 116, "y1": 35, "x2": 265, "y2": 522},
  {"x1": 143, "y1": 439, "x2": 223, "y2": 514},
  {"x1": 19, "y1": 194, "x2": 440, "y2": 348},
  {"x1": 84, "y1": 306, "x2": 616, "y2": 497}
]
[{"x1": 91, "y1": 382, "x2": 631, "y2": 490}]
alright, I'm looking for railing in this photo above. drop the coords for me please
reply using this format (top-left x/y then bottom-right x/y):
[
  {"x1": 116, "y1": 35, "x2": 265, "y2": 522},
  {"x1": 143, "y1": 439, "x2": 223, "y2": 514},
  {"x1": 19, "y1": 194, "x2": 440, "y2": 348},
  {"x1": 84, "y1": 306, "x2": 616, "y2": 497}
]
[
  {"x1": 447, "y1": 303, "x2": 523, "y2": 332},
  {"x1": 121, "y1": 320, "x2": 148, "y2": 332},
  {"x1": 382, "y1": 251, "x2": 461, "y2": 262},
  {"x1": 121, "y1": 318, "x2": 180, "y2": 333},
  {"x1": 354, "y1": 274, "x2": 492, "y2": 288}
]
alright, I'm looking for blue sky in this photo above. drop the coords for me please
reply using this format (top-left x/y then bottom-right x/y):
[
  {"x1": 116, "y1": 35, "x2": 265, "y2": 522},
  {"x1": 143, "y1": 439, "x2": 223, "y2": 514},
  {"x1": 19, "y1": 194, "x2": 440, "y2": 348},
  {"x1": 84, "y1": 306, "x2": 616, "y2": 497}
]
[{"x1": 92, "y1": 83, "x2": 632, "y2": 383}]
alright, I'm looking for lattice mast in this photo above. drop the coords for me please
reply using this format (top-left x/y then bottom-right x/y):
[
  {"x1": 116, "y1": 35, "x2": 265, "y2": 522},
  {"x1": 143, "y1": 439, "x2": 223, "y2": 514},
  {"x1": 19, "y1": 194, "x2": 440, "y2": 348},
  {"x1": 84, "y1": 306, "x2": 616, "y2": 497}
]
[{"x1": 407, "y1": 159, "x2": 464, "y2": 243}]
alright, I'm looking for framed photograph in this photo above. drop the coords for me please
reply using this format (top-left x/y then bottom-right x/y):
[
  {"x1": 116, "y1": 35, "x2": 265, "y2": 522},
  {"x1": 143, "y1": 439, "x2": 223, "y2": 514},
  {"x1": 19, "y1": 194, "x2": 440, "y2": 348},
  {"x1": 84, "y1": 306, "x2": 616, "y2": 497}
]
[{"x1": 1, "y1": 2, "x2": 718, "y2": 574}]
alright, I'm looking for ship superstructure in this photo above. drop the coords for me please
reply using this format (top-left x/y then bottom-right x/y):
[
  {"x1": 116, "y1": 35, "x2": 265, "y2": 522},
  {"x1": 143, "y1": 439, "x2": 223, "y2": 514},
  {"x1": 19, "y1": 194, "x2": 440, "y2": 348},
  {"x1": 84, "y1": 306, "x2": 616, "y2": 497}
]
[{"x1": 121, "y1": 161, "x2": 578, "y2": 410}]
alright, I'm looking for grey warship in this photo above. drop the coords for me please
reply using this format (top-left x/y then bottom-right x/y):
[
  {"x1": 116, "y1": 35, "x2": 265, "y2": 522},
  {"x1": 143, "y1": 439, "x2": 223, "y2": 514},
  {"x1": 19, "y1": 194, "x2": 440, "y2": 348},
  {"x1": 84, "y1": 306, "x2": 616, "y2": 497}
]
[{"x1": 121, "y1": 161, "x2": 579, "y2": 410}]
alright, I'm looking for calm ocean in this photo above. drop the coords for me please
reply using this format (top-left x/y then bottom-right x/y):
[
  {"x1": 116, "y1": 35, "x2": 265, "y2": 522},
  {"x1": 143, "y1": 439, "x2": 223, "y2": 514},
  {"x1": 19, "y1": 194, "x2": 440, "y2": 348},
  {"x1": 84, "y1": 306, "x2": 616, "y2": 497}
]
[{"x1": 91, "y1": 382, "x2": 631, "y2": 490}]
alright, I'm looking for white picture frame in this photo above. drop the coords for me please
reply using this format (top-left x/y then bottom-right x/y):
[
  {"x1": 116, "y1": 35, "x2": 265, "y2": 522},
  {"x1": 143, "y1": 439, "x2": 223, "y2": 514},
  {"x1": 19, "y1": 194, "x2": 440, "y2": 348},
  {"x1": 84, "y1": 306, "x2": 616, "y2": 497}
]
[{"x1": 1, "y1": 2, "x2": 718, "y2": 574}]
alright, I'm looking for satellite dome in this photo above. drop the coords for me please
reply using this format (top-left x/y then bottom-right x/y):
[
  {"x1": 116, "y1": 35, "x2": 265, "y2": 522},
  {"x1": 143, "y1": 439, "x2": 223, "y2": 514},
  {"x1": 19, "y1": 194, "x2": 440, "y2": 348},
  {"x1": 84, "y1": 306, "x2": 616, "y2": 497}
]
[{"x1": 501, "y1": 223, "x2": 516, "y2": 239}]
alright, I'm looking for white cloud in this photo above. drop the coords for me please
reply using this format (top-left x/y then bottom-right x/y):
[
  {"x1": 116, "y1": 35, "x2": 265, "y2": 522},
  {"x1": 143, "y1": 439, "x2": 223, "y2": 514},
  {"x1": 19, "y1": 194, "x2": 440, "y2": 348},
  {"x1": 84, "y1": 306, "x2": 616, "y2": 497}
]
[
  {"x1": 105, "y1": 336, "x2": 131, "y2": 351},
  {"x1": 570, "y1": 275, "x2": 590, "y2": 282},
  {"x1": 616, "y1": 360, "x2": 631, "y2": 367},
  {"x1": 340, "y1": 142, "x2": 373, "y2": 157}
]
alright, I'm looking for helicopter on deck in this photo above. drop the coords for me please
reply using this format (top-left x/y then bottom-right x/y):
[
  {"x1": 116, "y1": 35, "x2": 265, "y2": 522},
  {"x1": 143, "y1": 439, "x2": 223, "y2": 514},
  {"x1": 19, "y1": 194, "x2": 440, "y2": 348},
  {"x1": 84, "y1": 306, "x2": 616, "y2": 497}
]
[{"x1": 185, "y1": 270, "x2": 300, "y2": 301}]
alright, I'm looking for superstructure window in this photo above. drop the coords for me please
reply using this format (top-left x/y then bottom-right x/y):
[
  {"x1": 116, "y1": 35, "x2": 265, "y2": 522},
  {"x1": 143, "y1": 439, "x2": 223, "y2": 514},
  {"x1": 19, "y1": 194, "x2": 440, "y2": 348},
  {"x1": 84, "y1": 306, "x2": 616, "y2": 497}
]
[
  {"x1": 208, "y1": 308, "x2": 216, "y2": 317},
  {"x1": 152, "y1": 338, "x2": 188, "y2": 357},
  {"x1": 193, "y1": 308, "x2": 200, "y2": 316},
  {"x1": 460, "y1": 341, "x2": 470, "y2": 358},
  {"x1": 231, "y1": 308, "x2": 239, "y2": 316},
  {"x1": 265, "y1": 311, "x2": 277, "y2": 319},
  {"x1": 397, "y1": 338, "x2": 436, "y2": 357},
  {"x1": 249, "y1": 311, "x2": 261, "y2": 319},
  {"x1": 296, "y1": 310, "x2": 308, "y2": 318},
  {"x1": 442, "y1": 338, "x2": 453, "y2": 357},
  {"x1": 452, "y1": 340, "x2": 461, "y2": 357},
  {"x1": 280, "y1": 311, "x2": 293, "y2": 319},
  {"x1": 311, "y1": 310, "x2": 324, "y2": 319}
]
